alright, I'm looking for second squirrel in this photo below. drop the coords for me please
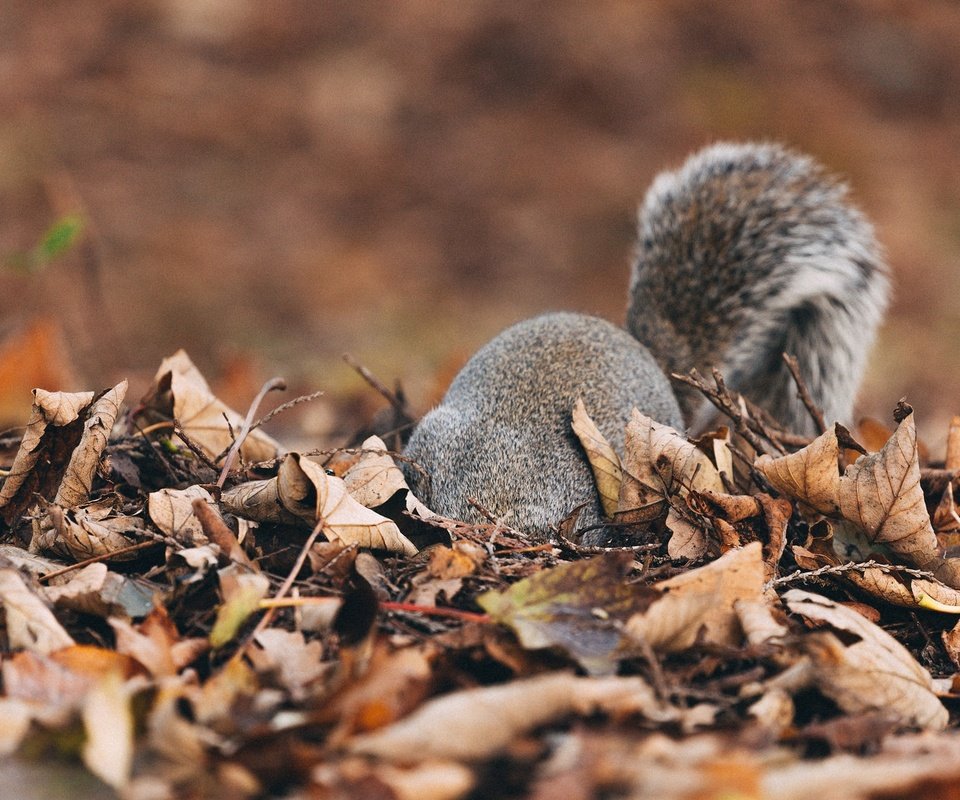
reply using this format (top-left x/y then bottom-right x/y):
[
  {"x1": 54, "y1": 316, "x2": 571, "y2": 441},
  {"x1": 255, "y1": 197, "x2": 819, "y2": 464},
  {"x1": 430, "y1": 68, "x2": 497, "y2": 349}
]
[{"x1": 403, "y1": 142, "x2": 890, "y2": 538}]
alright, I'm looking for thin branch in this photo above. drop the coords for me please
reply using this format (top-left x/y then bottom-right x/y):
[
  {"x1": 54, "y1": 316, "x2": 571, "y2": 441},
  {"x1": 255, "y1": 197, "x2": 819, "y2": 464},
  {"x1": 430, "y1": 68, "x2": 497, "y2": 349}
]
[
  {"x1": 216, "y1": 377, "x2": 287, "y2": 487},
  {"x1": 783, "y1": 353, "x2": 826, "y2": 435}
]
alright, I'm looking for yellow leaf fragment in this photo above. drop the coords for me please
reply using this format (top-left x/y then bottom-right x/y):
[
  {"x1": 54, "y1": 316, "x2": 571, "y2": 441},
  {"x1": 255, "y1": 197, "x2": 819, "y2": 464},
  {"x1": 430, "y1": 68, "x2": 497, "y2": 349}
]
[{"x1": 571, "y1": 398, "x2": 623, "y2": 518}]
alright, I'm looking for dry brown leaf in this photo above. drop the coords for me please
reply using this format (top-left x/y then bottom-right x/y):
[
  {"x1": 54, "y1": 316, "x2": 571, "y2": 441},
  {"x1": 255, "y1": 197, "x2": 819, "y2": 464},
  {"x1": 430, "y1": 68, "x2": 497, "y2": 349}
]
[
  {"x1": 665, "y1": 504, "x2": 709, "y2": 561},
  {"x1": 111, "y1": 606, "x2": 208, "y2": 678},
  {"x1": 783, "y1": 589, "x2": 947, "y2": 730},
  {"x1": 138, "y1": 349, "x2": 280, "y2": 463},
  {"x1": 348, "y1": 672, "x2": 673, "y2": 762},
  {"x1": 571, "y1": 398, "x2": 623, "y2": 518},
  {"x1": 148, "y1": 485, "x2": 216, "y2": 546},
  {"x1": 0, "y1": 388, "x2": 94, "y2": 525},
  {"x1": 343, "y1": 435, "x2": 437, "y2": 519},
  {"x1": 756, "y1": 425, "x2": 841, "y2": 516},
  {"x1": 248, "y1": 628, "x2": 328, "y2": 701},
  {"x1": 36, "y1": 501, "x2": 144, "y2": 561},
  {"x1": 42, "y1": 563, "x2": 155, "y2": 619},
  {"x1": 54, "y1": 380, "x2": 128, "y2": 508},
  {"x1": 288, "y1": 455, "x2": 417, "y2": 555},
  {"x1": 837, "y1": 411, "x2": 941, "y2": 571},
  {"x1": 342, "y1": 434, "x2": 408, "y2": 507},
  {"x1": 625, "y1": 542, "x2": 765, "y2": 652},
  {"x1": 624, "y1": 409, "x2": 724, "y2": 498},
  {"x1": 0, "y1": 568, "x2": 74, "y2": 653}
]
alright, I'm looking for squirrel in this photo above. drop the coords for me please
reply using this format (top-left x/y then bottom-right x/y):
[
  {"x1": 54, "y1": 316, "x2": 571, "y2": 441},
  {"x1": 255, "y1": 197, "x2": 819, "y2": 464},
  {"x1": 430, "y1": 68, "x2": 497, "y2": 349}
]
[{"x1": 402, "y1": 142, "x2": 890, "y2": 538}]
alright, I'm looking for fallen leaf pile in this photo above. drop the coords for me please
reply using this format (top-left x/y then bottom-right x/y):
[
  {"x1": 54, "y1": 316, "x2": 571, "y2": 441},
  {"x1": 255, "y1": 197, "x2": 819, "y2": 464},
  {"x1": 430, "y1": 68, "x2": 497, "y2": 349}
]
[{"x1": 3, "y1": 360, "x2": 960, "y2": 799}]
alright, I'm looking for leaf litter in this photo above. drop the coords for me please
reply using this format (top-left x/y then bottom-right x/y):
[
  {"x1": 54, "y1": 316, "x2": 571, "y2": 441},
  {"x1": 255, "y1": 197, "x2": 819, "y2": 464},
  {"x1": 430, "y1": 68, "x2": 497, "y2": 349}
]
[{"x1": 2, "y1": 356, "x2": 960, "y2": 798}]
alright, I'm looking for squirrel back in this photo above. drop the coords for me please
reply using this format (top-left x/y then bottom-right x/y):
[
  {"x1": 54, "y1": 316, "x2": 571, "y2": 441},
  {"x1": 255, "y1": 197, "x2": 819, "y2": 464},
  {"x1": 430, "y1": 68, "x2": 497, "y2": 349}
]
[{"x1": 404, "y1": 142, "x2": 889, "y2": 537}]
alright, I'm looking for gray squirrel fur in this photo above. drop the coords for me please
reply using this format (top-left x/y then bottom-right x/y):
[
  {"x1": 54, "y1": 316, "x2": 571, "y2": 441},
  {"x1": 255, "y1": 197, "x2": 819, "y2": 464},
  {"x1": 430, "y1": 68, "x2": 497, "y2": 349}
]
[{"x1": 403, "y1": 142, "x2": 889, "y2": 538}]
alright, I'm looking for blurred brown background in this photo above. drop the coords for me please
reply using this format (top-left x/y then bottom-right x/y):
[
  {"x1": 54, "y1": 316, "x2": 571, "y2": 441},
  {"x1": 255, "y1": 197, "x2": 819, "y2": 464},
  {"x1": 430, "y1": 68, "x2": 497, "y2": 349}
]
[{"x1": 2, "y1": 0, "x2": 959, "y2": 448}]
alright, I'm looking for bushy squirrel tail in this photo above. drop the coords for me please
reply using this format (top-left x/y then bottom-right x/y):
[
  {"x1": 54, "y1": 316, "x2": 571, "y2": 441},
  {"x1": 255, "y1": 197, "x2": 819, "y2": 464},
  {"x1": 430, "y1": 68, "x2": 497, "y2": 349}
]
[{"x1": 627, "y1": 142, "x2": 889, "y2": 435}]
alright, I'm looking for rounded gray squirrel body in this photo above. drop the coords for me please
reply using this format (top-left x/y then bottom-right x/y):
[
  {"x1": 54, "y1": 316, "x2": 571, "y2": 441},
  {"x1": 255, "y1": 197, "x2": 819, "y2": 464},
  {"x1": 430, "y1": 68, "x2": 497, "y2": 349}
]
[{"x1": 403, "y1": 142, "x2": 889, "y2": 538}]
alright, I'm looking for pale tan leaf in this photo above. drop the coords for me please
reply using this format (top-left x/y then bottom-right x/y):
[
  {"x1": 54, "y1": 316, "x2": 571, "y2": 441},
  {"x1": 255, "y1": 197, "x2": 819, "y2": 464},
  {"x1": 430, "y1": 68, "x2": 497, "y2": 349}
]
[
  {"x1": 286, "y1": 455, "x2": 417, "y2": 555},
  {"x1": 625, "y1": 542, "x2": 764, "y2": 652},
  {"x1": 54, "y1": 380, "x2": 128, "y2": 508},
  {"x1": 664, "y1": 505, "x2": 708, "y2": 560},
  {"x1": 143, "y1": 349, "x2": 280, "y2": 463},
  {"x1": 624, "y1": 409, "x2": 724, "y2": 498},
  {"x1": 349, "y1": 672, "x2": 674, "y2": 762},
  {"x1": 756, "y1": 425, "x2": 841, "y2": 516},
  {"x1": 248, "y1": 628, "x2": 328, "y2": 701},
  {"x1": 838, "y1": 411, "x2": 941, "y2": 569},
  {"x1": 0, "y1": 568, "x2": 74, "y2": 653},
  {"x1": 735, "y1": 599, "x2": 789, "y2": 646},
  {"x1": 148, "y1": 485, "x2": 216, "y2": 545},
  {"x1": 81, "y1": 670, "x2": 134, "y2": 789},
  {"x1": 783, "y1": 589, "x2": 947, "y2": 730},
  {"x1": 0, "y1": 698, "x2": 33, "y2": 755},
  {"x1": 343, "y1": 435, "x2": 409, "y2": 508},
  {"x1": 571, "y1": 398, "x2": 623, "y2": 518}
]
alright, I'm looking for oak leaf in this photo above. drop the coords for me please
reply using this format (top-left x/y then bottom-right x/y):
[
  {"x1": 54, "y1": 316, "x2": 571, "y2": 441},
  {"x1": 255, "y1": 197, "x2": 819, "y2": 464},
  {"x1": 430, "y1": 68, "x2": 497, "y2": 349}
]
[{"x1": 571, "y1": 398, "x2": 623, "y2": 518}]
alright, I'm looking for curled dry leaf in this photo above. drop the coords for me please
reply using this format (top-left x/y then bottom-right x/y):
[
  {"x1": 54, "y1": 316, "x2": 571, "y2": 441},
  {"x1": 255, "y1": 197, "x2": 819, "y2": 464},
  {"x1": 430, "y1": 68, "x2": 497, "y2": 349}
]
[
  {"x1": 756, "y1": 425, "x2": 842, "y2": 516},
  {"x1": 571, "y1": 398, "x2": 623, "y2": 518},
  {"x1": 148, "y1": 485, "x2": 217, "y2": 546},
  {"x1": 0, "y1": 388, "x2": 94, "y2": 525},
  {"x1": 291, "y1": 455, "x2": 417, "y2": 555},
  {"x1": 137, "y1": 349, "x2": 280, "y2": 463},
  {"x1": 35, "y1": 500, "x2": 144, "y2": 561},
  {"x1": 0, "y1": 568, "x2": 74, "y2": 654},
  {"x1": 625, "y1": 542, "x2": 765, "y2": 652},
  {"x1": 222, "y1": 454, "x2": 417, "y2": 554},
  {"x1": 55, "y1": 380, "x2": 128, "y2": 508},
  {"x1": 783, "y1": 589, "x2": 948, "y2": 731}
]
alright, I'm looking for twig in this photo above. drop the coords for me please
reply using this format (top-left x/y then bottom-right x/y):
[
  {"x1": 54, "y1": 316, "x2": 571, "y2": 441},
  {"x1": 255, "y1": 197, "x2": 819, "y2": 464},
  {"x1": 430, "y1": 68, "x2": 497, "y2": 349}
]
[
  {"x1": 672, "y1": 368, "x2": 786, "y2": 455},
  {"x1": 216, "y1": 377, "x2": 287, "y2": 487},
  {"x1": 38, "y1": 540, "x2": 162, "y2": 582},
  {"x1": 380, "y1": 601, "x2": 490, "y2": 624},
  {"x1": 783, "y1": 353, "x2": 827, "y2": 434},
  {"x1": 230, "y1": 520, "x2": 328, "y2": 663},
  {"x1": 250, "y1": 390, "x2": 324, "y2": 432},
  {"x1": 343, "y1": 353, "x2": 407, "y2": 416},
  {"x1": 766, "y1": 559, "x2": 938, "y2": 590}
]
